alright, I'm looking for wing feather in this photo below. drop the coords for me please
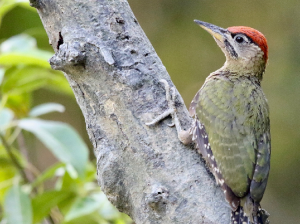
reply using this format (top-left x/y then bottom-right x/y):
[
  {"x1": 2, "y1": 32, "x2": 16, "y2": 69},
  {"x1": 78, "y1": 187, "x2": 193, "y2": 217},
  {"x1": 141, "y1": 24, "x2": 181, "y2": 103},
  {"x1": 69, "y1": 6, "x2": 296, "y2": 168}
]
[{"x1": 190, "y1": 73, "x2": 270, "y2": 201}]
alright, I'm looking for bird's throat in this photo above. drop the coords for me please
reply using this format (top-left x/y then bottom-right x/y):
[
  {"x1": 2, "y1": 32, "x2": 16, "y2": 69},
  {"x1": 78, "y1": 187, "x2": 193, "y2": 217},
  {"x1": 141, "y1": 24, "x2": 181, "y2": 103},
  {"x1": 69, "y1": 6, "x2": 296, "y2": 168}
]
[{"x1": 219, "y1": 58, "x2": 266, "y2": 81}]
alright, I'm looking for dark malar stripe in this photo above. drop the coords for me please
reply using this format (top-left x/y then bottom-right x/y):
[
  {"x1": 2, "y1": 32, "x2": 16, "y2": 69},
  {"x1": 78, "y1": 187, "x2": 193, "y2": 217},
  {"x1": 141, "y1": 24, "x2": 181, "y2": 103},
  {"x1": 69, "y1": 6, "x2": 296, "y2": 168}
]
[{"x1": 224, "y1": 39, "x2": 238, "y2": 58}]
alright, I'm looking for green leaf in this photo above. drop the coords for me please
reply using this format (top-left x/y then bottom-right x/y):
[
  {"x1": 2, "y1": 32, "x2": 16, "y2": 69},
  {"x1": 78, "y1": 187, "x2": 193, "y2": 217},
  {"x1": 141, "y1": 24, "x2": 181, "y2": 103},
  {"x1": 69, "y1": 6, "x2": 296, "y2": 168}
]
[
  {"x1": 63, "y1": 214, "x2": 108, "y2": 224},
  {"x1": 0, "y1": 4, "x2": 15, "y2": 22},
  {"x1": 0, "y1": 34, "x2": 52, "y2": 68},
  {"x1": 18, "y1": 119, "x2": 89, "y2": 177},
  {"x1": 0, "y1": 35, "x2": 72, "y2": 96},
  {"x1": 0, "y1": 108, "x2": 14, "y2": 131},
  {"x1": 65, "y1": 195, "x2": 102, "y2": 222},
  {"x1": 31, "y1": 163, "x2": 64, "y2": 188},
  {"x1": 4, "y1": 185, "x2": 32, "y2": 224},
  {"x1": 29, "y1": 103, "x2": 65, "y2": 117},
  {"x1": 57, "y1": 168, "x2": 78, "y2": 193},
  {"x1": 2, "y1": 65, "x2": 72, "y2": 96},
  {"x1": 32, "y1": 190, "x2": 75, "y2": 223},
  {"x1": 56, "y1": 181, "x2": 78, "y2": 214},
  {"x1": 0, "y1": 156, "x2": 16, "y2": 203},
  {"x1": 0, "y1": 34, "x2": 36, "y2": 53},
  {"x1": 0, "y1": 0, "x2": 31, "y2": 25},
  {"x1": 6, "y1": 93, "x2": 31, "y2": 117},
  {"x1": 16, "y1": 1, "x2": 35, "y2": 11},
  {"x1": 0, "y1": 0, "x2": 32, "y2": 18},
  {"x1": 0, "y1": 67, "x2": 4, "y2": 85},
  {"x1": 3, "y1": 66, "x2": 53, "y2": 95},
  {"x1": 0, "y1": 52, "x2": 51, "y2": 68}
]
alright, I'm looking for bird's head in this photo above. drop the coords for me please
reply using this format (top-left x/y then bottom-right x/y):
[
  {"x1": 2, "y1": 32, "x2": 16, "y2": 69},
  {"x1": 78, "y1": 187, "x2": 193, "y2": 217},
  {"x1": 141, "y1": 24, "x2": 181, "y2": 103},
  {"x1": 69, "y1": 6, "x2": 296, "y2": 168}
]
[{"x1": 195, "y1": 20, "x2": 268, "y2": 78}]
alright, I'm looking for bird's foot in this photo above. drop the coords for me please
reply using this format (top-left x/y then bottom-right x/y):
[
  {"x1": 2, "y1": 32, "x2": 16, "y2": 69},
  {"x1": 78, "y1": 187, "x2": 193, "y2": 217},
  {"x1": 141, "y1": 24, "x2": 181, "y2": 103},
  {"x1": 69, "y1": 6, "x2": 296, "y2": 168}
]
[
  {"x1": 145, "y1": 79, "x2": 177, "y2": 127},
  {"x1": 146, "y1": 79, "x2": 192, "y2": 145}
]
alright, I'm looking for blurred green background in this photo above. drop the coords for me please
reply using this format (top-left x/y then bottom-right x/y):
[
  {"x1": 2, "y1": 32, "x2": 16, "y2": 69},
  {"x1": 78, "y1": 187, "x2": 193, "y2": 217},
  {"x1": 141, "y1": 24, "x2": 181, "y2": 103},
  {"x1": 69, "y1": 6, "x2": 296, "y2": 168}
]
[{"x1": 0, "y1": 0, "x2": 299, "y2": 223}]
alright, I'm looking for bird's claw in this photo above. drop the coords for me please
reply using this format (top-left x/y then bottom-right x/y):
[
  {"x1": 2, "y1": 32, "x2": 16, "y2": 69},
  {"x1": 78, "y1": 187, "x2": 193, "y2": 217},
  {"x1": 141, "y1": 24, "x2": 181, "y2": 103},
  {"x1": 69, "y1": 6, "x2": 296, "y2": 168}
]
[
  {"x1": 167, "y1": 122, "x2": 175, "y2": 127},
  {"x1": 145, "y1": 79, "x2": 177, "y2": 126},
  {"x1": 146, "y1": 79, "x2": 189, "y2": 145}
]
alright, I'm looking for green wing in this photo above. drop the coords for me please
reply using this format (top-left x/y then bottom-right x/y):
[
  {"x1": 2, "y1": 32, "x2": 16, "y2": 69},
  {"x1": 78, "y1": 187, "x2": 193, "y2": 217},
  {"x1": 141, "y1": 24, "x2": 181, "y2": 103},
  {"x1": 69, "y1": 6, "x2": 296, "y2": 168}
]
[{"x1": 195, "y1": 74, "x2": 270, "y2": 199}]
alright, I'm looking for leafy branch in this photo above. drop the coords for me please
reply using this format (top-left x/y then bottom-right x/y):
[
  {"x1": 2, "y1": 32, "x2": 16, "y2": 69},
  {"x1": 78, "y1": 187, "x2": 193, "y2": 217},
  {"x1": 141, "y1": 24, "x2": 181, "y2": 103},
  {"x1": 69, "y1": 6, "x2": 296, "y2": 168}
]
[{"x1": 0, "y1": 2, "x2": 132, "y2": 224}]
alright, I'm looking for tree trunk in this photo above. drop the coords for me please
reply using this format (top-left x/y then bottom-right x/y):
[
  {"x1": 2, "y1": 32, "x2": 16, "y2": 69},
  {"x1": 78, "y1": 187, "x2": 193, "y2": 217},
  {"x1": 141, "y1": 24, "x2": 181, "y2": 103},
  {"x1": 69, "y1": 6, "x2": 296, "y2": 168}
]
[{"x1": 31, "y1": 0, "x2": 230, "y2": 223}]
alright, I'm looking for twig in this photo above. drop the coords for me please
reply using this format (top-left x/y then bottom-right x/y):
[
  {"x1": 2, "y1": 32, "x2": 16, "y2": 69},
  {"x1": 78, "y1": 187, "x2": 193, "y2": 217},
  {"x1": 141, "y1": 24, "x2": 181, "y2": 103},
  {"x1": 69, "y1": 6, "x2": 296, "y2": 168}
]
[
  {"x1": 17, "y1": 132, "x2": 35, "y2": 182},
  {"x1": 1, "y1": 134, "x2": 55, "y2": 224},
  {"x1": 0, "y1": 134, "x2": 30, "y2": 184}
]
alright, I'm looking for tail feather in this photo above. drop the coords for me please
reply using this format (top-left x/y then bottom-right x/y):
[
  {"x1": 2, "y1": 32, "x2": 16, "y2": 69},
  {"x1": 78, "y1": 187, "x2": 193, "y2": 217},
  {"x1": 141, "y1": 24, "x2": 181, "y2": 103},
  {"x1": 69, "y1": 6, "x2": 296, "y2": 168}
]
[
  {"x1": 257, "y1": 208, "x2": 270, "y2": 224},
  {"x1": 231, "y1": 206, "x2": 249, "y2": 224},
  {"x1": 231, "y1": 206, "x2": 270, "y2": 224}
]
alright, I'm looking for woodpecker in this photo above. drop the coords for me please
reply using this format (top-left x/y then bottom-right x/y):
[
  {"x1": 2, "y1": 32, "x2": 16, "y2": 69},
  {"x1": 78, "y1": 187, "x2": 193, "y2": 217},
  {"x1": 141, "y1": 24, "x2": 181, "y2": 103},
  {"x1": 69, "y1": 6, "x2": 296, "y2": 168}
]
[{"x1": 146, "y1": 20, "x2": 270, "y2": 224}]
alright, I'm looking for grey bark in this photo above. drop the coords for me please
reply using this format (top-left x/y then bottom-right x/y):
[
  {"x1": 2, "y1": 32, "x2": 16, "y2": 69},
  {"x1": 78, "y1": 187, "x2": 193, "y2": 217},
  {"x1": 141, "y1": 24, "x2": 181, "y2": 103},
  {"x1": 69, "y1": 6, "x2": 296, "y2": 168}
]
[{"x1": 31, "y1": 0, "x2": 231, "y2": 223}]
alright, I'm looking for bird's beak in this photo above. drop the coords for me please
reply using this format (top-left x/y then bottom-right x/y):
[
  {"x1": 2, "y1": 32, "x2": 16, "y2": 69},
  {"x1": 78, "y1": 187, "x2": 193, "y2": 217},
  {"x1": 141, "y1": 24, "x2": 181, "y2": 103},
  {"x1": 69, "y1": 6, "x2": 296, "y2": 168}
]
[{"x1": 194, "y1": 20, "x2": 227, "y2": 43}]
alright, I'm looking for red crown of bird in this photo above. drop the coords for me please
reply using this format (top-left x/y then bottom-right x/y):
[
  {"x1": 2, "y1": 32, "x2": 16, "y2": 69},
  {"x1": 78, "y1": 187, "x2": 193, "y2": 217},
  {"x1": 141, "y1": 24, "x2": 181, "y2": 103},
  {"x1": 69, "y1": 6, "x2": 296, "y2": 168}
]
[{"x1": 228, "y1": 26, "x2": 268, "y2": 61}]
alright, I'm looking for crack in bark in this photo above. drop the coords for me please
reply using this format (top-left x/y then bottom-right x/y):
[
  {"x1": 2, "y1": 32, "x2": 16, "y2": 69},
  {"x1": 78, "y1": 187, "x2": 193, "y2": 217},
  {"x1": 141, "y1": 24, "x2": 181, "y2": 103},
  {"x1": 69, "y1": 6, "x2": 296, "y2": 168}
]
[{"x1": 110, "y1": 113, "x2": 130, "y2": 151}]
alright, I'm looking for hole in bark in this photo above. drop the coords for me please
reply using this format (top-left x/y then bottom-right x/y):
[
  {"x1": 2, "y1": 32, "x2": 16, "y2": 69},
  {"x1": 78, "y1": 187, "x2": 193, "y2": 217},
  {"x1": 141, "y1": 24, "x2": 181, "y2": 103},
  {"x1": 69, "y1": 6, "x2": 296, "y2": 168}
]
[
  {"x1": 116, "y1": 17, "x2": 125, "y2": 24},
  {"x1": 117, "y1": 34, "x2": 130, "y2": 40},
  {"x1": 116, "y1": 33, "x2": 130, "y2": 40},
  {"x1": 57, "y1": 32, "x2": 64, "y2": 50},
  {"x1": 144, "y1": 53, "x2": 149, "y2": 57},
  {"x1": 130, "y1": 50, "x2": 137, "y2": 54}
]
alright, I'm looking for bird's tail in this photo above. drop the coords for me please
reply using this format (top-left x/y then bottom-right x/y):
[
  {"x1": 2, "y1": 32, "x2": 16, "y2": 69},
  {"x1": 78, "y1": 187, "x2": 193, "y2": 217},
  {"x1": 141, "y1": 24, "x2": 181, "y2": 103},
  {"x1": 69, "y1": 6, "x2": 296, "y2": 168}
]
[
  {"x1": 231, "y1": 206, "x2": 248, "y2": 224},
  {"x1": 231, "y1": 206, "x2": 270, "y2": 224}
]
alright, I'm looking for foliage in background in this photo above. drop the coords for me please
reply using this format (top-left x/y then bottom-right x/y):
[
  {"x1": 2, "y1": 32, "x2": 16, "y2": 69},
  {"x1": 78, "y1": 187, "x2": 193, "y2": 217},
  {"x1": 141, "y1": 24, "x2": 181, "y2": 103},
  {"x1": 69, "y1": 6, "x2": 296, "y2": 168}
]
[
  {"x1": 1, "y1": 0, "x2": 300, "y2": 224},
  {"x1": 0, "y1": 1, "x2": 132, "y2": 224}
]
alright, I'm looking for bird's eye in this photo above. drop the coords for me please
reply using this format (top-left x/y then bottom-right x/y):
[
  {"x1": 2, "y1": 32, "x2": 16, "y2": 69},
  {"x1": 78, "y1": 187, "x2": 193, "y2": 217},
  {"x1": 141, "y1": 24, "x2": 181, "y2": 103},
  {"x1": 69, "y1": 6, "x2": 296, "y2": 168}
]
[{"x1": 235, "y1": 36, "x2": 245, "y2": 43}]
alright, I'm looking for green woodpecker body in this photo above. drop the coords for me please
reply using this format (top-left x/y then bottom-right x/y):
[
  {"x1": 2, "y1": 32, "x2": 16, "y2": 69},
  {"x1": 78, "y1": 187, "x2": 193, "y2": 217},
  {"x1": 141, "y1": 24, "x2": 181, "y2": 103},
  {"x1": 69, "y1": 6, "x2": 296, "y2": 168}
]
[
  {"x1": 146, "y1": 21, "x2": 271, "y2": 224},
  {"x1": 189, "y1": 21, "x2": 271, "y2": 224},
  {"x1": 190, "y1": 71, "x2": 270, "y2": 207}
]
